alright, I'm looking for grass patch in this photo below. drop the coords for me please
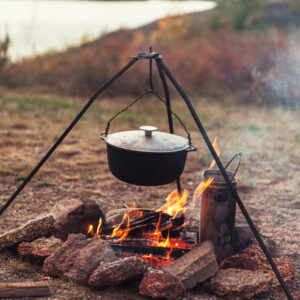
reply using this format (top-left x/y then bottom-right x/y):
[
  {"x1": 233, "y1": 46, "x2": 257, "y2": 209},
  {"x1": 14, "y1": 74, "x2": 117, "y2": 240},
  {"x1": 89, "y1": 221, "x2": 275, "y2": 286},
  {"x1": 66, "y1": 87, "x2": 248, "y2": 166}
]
[
  {"x1": 15, "y1": 174, "x2": 27, "y2": 182},
  {"x1": 2, "y1": 95, "x2": 80, "y2": 113},
  {"x1": 229, "y1": 123, "x2": 263, "y2": 132},
  {"x1": 0, "y1": 196, "x2": 8, "y2": 206},
  {"x1": 36, "y1": 181, "x2": 56, "y2": 188}
]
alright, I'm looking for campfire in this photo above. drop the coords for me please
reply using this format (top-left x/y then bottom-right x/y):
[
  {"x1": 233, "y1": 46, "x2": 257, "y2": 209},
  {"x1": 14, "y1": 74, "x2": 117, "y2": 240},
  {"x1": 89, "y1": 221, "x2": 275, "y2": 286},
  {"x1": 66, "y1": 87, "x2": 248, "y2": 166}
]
[
  {"x1": 85, "y1": 138, "x2": 221, "y2": 268},
  {"x1": 0, "y1": 50, "x2": 295, "y2": 299}
]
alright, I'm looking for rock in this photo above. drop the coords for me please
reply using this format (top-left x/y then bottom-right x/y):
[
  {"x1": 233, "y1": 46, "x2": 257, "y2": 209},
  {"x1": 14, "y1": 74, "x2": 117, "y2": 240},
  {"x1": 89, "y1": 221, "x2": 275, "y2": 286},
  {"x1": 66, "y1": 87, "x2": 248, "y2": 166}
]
[
  {"x1": 139, "y1": 268, "x2": 186, "y2": 300},
  {"x1": 233, "y1": 226, "x2": 277, "y2": 257},
  {"x1": 88, "y1": 256, "x2": 147, "y2": 287},
  {"x1": 51, "y1": 199, "x2": 104, "y2": 240},
  {"x1": 162, "y1": 241, "x2": 218, "y2": 289},
  {"x1": 220, "y1": 243, "x2": 294, "y2": 287},
  {"x1": 43, "y1": 233, "x2": 116, "y2": 285},
  {"x1": 18, "y1": 236, "x2": 63, "y2": 264},
  {"x1": 0, "y1": 214, "x2": 55, "y2": 251},
  {"x1": 232, "y1": 226, "x2": 253, "y2": 253},
  {"x1": 205, "y1": 268, "x2": 273, "y2": 299}
]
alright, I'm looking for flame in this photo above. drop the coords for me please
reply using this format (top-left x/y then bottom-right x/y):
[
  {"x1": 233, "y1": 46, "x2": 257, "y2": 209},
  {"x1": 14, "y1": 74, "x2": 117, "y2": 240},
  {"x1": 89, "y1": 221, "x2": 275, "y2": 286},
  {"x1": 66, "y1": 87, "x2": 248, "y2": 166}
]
[
  {"x1": 151, "y1": 212, "x2": 162, "y2": 243},
  {"x1": 115, "y1": 213, "x2": 130, "y2": 243},
  {"x1": 192, "y1": 177, "x2": 214, "y2": 205},
  {"x1": 164, "y1": 247, "x2": 174, "y2": 260},
  {"x1": 157, "y1": 230, "x2": 171, "y2": 247},
  {"x1": 87, "y1": 224, "x2": 94, "y2": 235},
  {"x1": 95, "y1": 217, "x2": 103, "y2": 238},
  {"x1": 128, "y1": 202, "x2": 143, "y2": 219},
  {"x1": 209, "y1": 136, "x2": 221, "y2": 169},
  {"x1": 110, "y1": 213, "x2": 130, "y2": 243},
  {"x1": 156, "y1": 188, "x2": 188, "y2": 219}
]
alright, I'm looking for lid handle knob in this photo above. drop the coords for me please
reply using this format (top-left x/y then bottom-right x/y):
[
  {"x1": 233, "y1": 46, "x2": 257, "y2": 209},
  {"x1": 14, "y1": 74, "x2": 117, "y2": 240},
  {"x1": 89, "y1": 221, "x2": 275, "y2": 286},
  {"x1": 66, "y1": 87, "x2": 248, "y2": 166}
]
[{"x1": 140, "y1": 125, "x2": 157, "y2": 137}]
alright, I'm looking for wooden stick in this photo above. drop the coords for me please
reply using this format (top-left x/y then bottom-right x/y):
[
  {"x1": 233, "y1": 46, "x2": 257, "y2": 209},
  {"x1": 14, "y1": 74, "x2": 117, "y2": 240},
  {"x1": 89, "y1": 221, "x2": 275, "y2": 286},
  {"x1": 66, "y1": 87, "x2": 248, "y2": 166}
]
[{"x1": 0, "y1": 280, "x2": 50, "y2": 298}]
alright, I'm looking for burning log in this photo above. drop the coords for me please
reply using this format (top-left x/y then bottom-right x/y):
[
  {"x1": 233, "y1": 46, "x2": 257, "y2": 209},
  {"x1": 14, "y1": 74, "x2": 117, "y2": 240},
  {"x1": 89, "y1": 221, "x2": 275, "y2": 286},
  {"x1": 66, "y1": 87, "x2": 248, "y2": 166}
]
[
  {"x1": 110, "y1": 243, "x2": 189, "y2": 258},
  {"x1": 0, "y1": 280, "x2": 50, "y2": 298},
  {"x1": 102, "y1": 210, "x2": 185, "y2": 240}
]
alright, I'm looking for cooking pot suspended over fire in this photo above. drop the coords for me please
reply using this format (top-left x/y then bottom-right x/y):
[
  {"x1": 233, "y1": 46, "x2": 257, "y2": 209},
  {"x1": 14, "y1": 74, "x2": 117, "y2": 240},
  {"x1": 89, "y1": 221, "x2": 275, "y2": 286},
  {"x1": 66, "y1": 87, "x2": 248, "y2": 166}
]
[
  {"x1": 101, "y1": 91, "x2": 196, "y2": 186},
  {"x1": 102, "y1": 125, "x2": 196, "y2": 186}
]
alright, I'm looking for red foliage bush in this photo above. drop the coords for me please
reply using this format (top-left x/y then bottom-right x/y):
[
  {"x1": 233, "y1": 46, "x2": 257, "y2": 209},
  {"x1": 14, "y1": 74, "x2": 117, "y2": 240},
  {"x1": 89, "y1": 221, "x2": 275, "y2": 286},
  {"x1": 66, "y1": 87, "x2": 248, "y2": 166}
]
[{"x1": 1, "y1": 15, "x2": 295, "y2": 106}]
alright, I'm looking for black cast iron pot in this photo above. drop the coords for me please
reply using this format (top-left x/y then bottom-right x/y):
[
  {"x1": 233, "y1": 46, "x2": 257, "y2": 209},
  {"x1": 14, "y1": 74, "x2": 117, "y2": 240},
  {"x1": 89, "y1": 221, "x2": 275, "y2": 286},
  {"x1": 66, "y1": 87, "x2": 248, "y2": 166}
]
[{"x1": 101, "y1": 126, "x2": 196, "y2": 186}]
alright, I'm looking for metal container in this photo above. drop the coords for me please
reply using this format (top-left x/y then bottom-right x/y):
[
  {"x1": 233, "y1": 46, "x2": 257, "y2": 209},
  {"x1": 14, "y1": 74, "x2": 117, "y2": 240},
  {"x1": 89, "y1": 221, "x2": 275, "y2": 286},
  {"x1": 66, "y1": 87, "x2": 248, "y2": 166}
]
[
  {"x1": 200, "y1": 169, "x2": 237, "y2": 262},
  {"x1": 101, "y1": 125, "x2": 196, "y2": 186}
]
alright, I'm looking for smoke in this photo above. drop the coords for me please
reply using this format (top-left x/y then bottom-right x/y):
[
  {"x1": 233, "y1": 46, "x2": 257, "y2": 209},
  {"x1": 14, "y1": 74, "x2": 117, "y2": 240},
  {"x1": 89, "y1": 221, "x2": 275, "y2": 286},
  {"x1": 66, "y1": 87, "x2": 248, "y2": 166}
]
[{"x1": 262, "y1": 31, "x2": 300, "y2": 109}]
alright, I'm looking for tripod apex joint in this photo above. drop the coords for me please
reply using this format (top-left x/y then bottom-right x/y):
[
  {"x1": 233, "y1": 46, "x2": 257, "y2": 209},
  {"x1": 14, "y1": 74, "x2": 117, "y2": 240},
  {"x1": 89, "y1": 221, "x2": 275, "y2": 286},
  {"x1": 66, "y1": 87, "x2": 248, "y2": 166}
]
[{"x1": 133, "y1": 52, "x2": 162, "y2": 59}]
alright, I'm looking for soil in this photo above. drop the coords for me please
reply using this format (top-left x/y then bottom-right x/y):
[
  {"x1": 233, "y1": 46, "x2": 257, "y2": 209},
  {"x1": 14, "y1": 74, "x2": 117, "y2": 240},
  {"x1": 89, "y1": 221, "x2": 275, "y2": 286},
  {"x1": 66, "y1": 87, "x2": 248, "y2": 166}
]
[{"x1": 0, "y1": 87, "x2": 299, "y2": 299}]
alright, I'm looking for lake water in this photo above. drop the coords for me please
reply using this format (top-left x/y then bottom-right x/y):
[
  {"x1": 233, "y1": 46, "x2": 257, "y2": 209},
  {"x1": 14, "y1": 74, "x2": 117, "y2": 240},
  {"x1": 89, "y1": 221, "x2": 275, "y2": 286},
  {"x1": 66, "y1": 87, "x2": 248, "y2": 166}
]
[{"x1": 0, "y1": 0, "x2": 216, "y2": 61}]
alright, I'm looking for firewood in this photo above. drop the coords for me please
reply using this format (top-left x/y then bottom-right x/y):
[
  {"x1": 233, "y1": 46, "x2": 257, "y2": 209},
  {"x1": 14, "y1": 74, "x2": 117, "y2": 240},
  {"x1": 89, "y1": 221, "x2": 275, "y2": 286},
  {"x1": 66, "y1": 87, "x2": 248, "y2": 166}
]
[{"x1": 0, "y1": 280, "x2": 50, "y2": 298}]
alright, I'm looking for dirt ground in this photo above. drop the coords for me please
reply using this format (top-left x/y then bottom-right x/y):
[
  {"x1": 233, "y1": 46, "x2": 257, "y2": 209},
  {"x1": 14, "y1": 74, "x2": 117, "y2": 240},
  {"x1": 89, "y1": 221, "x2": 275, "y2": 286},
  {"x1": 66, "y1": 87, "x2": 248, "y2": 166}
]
[{"x1": 0, "y1": 87, "x2": 299, "y2": 299}]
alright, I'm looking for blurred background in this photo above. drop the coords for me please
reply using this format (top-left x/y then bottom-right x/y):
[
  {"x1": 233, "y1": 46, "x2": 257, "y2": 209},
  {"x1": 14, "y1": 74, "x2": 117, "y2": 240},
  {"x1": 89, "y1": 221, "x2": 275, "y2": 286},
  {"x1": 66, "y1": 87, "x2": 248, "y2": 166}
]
[
  {"x1": 0, "y1": 2, "x2": 299, "y2": 298},
  {"x1": 0, "y1": 0, "x2": 300, "y2": 107}
]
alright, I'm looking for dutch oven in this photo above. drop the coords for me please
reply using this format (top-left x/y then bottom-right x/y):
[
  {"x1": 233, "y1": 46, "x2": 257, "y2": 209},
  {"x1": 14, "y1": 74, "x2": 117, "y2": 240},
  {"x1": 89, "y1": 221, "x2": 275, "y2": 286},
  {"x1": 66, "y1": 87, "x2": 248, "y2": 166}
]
[{"x1": 101, "y1": 125, "x2": 196, "y2": 186}]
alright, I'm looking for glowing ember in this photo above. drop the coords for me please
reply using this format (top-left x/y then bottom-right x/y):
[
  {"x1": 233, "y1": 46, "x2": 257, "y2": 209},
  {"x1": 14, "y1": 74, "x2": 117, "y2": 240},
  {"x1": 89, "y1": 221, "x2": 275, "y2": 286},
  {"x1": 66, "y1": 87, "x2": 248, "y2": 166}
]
[
  {"x1": 209, "y1": 136, "x2": 221, "y2": 169},
  {"x1": 138, "y1": 253, "x2": 175, "y2": 268},
  {"x1": 156, "y1": 188, "x2": 188, "y2": 219}
]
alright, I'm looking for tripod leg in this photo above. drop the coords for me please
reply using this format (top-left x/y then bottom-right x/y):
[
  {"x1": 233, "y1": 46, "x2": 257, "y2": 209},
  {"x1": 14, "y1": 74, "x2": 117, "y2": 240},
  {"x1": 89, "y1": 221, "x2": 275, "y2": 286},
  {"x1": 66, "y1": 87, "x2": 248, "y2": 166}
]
[
  {"x1": 157, "y1": 58, "x2": 294, "y2": 300},
  {"x1": 155, "y1": 58, "x2": 182, "y2": 193},
  {"x1": 0, "y1": 57, "x2": 140, "y2": 217}
]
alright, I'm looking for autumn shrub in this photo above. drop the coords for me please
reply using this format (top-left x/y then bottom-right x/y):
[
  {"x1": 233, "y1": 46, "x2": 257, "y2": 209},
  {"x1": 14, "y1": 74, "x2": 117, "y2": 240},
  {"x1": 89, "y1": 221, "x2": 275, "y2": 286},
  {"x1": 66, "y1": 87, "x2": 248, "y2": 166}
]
[{"x1": 1, "y1": 13, "x2": 298, "y2": 107}]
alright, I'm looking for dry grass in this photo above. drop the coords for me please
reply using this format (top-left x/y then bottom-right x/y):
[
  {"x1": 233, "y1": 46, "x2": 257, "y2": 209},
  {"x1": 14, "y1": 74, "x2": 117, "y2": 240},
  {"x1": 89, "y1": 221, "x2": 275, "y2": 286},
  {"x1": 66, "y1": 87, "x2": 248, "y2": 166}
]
[{"x1": 0, "y1": 87, "x2": 299, "y2": 299}]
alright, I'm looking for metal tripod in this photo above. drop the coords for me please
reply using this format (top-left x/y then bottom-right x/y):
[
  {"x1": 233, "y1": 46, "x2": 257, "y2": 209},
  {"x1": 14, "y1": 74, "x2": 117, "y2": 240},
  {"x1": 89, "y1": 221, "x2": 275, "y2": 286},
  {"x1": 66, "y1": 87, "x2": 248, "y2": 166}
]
[{"x1": 0, "y1": 49, "x2": 294, "y2": 300}]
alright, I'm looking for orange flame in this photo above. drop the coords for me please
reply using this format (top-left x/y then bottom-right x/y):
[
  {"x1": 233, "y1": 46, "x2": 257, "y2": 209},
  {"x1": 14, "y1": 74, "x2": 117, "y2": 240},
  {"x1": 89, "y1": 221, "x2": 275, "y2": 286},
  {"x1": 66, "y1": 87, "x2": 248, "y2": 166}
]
[
  {"x1": 151, "y1": 212, "x2": 162, "y2": 243},
  {"x1": 108, "y1": 213, "x2": 127, "y2": 238},
  {"x1": 129, "y1": 202, "x2": 143, "y2": 219},
  {"x1": 156, "y1": 188, "x2": 188, "y2": 219},
  {"x1": 157, "y1": 230, "x2": 171, "y2": 248},
  {"x1": 164, "y1": 247, "x2": 174, "y2": 260},
  {"x1": 87, "y1": 224, "x2": 94, "y2": 235},
  {"x1": 114, "y1": 213, "x2": 130, "y2": 243},
  {"x1": 95, "y1": 217, "x2": 103, "y2": 238},
  {"x1": 209, "y1": 136, "x2": 221, "y2": 169},
  {"x1": 192, "y1": 177, "x2": 214, "y2": 205}
]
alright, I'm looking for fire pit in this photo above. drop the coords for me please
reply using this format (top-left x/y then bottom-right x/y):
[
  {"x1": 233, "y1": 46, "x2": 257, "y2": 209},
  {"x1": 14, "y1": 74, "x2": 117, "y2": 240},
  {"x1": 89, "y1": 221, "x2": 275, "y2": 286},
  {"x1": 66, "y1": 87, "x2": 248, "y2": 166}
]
[{"x1": 0, "y1": 48, "x2": 295, "y2": 299}]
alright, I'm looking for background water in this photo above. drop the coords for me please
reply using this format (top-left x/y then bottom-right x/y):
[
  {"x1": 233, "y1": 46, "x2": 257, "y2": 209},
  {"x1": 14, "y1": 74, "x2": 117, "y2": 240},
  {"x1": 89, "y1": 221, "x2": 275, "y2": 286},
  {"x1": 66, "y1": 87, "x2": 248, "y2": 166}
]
[{"x1": 0, "y1": 0, "x2": 216, "y2": 60}]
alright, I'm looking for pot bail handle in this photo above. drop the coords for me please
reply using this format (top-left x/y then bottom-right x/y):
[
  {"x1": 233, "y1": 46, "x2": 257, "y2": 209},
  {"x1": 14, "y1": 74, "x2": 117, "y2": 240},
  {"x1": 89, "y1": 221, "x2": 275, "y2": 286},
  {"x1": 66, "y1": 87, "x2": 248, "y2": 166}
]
[
  {"x1": 103, "y1": 90, "x2": 151, "y2": 137},
  {"x1": 224, "y1": 152, "x2": 242, "y2": 181}
]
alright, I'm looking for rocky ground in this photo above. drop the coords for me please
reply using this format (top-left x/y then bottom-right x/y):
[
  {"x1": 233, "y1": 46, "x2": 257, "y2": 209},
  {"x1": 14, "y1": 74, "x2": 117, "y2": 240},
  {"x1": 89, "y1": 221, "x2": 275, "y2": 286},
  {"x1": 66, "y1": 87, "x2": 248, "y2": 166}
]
[{"x1": 0, "y1": 87, "x2": 299, "y2": 299}]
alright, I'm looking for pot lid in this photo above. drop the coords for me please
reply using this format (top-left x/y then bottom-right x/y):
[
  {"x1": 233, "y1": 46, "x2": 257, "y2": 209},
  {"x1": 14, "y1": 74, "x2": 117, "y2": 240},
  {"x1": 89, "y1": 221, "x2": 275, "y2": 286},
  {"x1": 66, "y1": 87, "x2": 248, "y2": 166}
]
[{"x1": 104, "y1": 125, "x2": 189, "y2": 153}]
